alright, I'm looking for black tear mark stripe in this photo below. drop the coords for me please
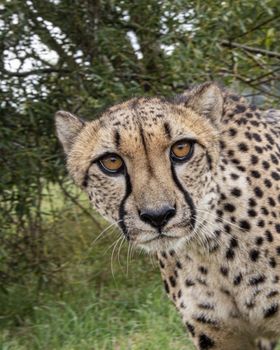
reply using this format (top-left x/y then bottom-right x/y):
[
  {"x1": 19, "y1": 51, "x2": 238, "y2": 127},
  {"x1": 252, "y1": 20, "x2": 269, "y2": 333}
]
[
  {"x1": 82, "y1": 156, "x2": 101, "y2": 188},
  {"x1": 118, "y1": 172, "x2": 132, "y2": 239},
  {"x1": 171, "y1": 165, "x2": 196, "y2": 229},
  {"x1": 82, "y1": 158, "x2": 102, "y2": 187}
]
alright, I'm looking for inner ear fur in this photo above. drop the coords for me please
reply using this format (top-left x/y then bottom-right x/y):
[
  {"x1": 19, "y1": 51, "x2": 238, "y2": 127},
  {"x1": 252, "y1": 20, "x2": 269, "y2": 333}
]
[
  {"x1": 181, "y1": 82, "x2": 224, "y2": 127},
  {"x1": 55, "y1": 111, "x2": 85, "y2": 154}
]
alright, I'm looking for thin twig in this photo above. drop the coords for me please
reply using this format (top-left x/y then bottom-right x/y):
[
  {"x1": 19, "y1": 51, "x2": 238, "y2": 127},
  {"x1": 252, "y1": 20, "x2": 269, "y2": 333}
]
[
  {"x1": 230, "y1": 14, "x2": 280, "y2": 40},
  {"x1": 220, "y1": 40, "x2": 280, "y2": 59},
  {"x1": 3, "y1": 68, "x2": 70, "y2": 78},
  {"x1": 57, "y1": 179, "x2": 102, "y2": 230}
]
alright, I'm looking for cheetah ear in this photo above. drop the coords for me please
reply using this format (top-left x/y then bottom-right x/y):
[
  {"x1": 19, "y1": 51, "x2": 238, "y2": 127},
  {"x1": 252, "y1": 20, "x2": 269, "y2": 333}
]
[
  {"x1": 184, "y1": 82, "x2": 223, "y2": 127},
  {"x1": 55, "y1": 111, "x2": 86, "y2": 154}
]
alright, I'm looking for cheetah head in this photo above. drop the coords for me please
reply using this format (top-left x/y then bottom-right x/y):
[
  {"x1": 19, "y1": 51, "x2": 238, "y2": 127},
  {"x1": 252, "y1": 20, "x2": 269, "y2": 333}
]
[{"x1": 55, "y1": 83, "x2": 223, "y2": 252}]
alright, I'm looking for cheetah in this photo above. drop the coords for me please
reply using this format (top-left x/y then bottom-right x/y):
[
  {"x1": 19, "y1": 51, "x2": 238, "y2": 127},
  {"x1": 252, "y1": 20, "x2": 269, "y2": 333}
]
[{"x1": 55, "y1": 82, "x2": 280, "y2": 350}]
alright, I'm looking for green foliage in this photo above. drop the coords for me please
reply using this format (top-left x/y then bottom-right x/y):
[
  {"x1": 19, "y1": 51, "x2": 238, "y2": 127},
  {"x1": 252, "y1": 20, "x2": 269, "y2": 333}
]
[
  {"x1": 0, "y1": 0, "x2": 280, "y2": 287},
  {"x1": 0, "y1": 208, "x2": 193, "y2": 350},
  {"x1": 0, "y1": 2, "x2": 280, "y2": 346},
  {"x1": 0, "y1": 279, "x2": 191, "y2": 350}
]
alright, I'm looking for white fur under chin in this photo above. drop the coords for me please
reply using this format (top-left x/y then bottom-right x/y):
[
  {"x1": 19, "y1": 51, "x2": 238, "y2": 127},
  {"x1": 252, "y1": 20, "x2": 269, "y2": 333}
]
[{"x1": 136, "y1": 235, "x2": 191, "y2": 254}]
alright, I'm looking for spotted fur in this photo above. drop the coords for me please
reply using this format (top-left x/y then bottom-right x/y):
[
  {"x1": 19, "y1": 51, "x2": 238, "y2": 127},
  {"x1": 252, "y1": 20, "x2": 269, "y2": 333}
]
[{"x1": 55, "y1": 82, "x2": 280, "y2": 350}]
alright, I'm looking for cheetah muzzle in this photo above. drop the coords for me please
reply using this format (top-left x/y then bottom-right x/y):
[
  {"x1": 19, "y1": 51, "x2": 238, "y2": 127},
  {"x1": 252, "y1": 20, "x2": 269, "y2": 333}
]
[{"x1": 55, "y1": 82, "x2": 280, "y2": 350}]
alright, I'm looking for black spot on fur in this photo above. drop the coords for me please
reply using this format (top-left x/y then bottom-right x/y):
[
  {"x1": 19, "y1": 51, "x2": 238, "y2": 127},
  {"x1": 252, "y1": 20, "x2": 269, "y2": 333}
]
[
  {"x1": 169, "y1": 275, "x2": 176, "y2": 287},
  {"x1": 264, "y1": 304, "x2": 279, "y2": 318},
  {"x1": 114, "y1": 130, "x2": 121, "y2": 148},
  {"x1": 250, "y1": 249, "x2": 260, "y2": 262},
  {"x1": 195, "y1": 315, "x2": 218, "y2": 326},
  {"x1": 198, "y1": 303, "x2": 215, "y2": 310},
  {"x1": 234, "y1": 104, "x2": 246, "y2": 114},
  {"x1": 185, "y1": 279, "x2": 195, "y2": 287},
  {"x1": 176, "y1": 261, "x2": 182, "y2": 269},
  {"x1": 186, "y1": 322, "x2": 195, "y2": 337},
  {"x1": 199, "y1": 266, "x2": 208, "y2": 275},
  {"x1": 239, "y1": 220, "x2": 251, "y2": 231},
  {"x1": 267, "y1": 291, "x2": 279, "y2": 298},
  {"x1": 163, "y1": 122, "x2": 171, "y2": 139},
  {"x1": 163, "y1": 280, "x2": 169, "y2": 294},
  {"x1": 231, "y1": 188, "x2": 241, "y2": 197},
  {"x1": 199, "y1": 333, "x2": 215, "y2": 349},
  {"x1": 249, "y1": 274, "x2": 266, "y2": 286},
  {"x1": 226, "y1": 248, "x2": 235, "y2": 260},
  {"x1": 269, "y1": 257, "x2": 277, "y2": 268},
  {"x1": 220, "y1": 266, "x2": 228, "y2": 276},
  {"x1": 233, "y1": 273, "x2": 243, "y2": 286},
  {"x1": 206, "y1": 152, "x2": 213, "y2": 170}
]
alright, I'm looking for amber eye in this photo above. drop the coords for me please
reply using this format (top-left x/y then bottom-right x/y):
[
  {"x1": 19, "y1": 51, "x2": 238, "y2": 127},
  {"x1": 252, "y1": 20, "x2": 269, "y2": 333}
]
[
  {"x1": 99, "y1": 154, "x2": 124, "y2": 174},
  {"x1": 170, "y1": 140, "x2": 194, "y2": 162}
]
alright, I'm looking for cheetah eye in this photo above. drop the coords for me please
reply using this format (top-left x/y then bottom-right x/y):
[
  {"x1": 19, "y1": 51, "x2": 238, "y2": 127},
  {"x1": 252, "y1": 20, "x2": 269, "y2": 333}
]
[
  {"x1": 98, "y1": 153, "x2": 124, "y2": 174},
  {"x1": 170, "y1": 140, "x2": 194, "y2": 163}
]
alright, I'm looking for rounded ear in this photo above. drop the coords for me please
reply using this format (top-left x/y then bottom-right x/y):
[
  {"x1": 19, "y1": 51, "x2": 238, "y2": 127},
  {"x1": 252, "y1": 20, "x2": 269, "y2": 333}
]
[
  {"x1": 178, "y1": 82, "x2": 224, "y2": 127},
  {"x1": 55, "y1": 111, "x2": 85, "y2": 154}
]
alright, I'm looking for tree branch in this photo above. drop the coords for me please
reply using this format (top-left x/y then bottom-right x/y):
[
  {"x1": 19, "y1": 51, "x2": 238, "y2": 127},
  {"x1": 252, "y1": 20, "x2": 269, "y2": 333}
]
[
  {"x1": 57, "y1": 178, "x2": 103, "y2": 231},
  {"x1": 218, "y1": 68, "x2": 280, "y2": 98},
  {"x1": 3, "y1": 68, "x2": 70, "y2": 78},
  {"x1": 230, "y1": 14, "x2": 280, "y2": 40},
  {"x1": 220, "y1": 40, "x2": 280, "y2": 59},
  {"x1": 20, "y1": 2, "x2": 79, "y2": 70}
]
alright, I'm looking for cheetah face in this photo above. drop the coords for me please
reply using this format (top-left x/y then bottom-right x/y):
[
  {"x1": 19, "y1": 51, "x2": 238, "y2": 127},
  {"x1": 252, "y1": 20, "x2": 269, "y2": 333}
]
[{"x1": 56, "y1": 83, "x2": 223, "y2": 252}]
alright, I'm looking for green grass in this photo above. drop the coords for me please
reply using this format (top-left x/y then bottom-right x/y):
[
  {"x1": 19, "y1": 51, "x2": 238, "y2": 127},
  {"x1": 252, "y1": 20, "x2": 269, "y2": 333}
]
[
  {"x1": 1, "y1": 281, "x2": 191, "y2": 350},
  {"x1": 4, "y1": 189, "x2": 279, "y2": 350},
  {"x1": 0, "y1": 200, "x2": 193, "y2": 350}
]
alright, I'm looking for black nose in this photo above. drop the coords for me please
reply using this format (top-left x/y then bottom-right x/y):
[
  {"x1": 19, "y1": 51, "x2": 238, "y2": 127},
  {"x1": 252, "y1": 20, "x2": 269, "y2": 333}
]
[{"x1": 140, "y1": 206, "x2": 176, "y2": 229}]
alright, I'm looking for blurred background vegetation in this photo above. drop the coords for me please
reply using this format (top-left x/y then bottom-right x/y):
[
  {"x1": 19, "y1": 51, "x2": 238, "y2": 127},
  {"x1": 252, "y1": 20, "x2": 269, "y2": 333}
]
[{"x1": 0, "y1": 0, "x2": 280, "y2": 349}]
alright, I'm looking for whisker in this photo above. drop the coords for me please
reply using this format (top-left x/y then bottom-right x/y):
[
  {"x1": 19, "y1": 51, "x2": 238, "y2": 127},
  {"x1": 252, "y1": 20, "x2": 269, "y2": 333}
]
[
  {"x1": 90, "y1": 220, "x2": 122, "y2": 247},
  {"x1": 195, "y1": 217, "x2": 222, "y2": 250},
  {"x1": 104, "y1": 229, "x2": 122, "y2": 254},
  {"x1": 193, "y1": 214, "x2": 248, "y2": 256},
  {"x1": 117, "y1": 235, "x2": 126, "y2": 270},
  {"x1": 110, "y1": 235, "x2": 123, "y2": 281},
  {"x1": 129, "y1": 240, "x2": 135, "y2": 263},
  {"x1": 196, "y1": 208, "x2": 246, "y2": 232},
  {"x1": 126, "y1": 242, "x2": 132, "y2": 276}
]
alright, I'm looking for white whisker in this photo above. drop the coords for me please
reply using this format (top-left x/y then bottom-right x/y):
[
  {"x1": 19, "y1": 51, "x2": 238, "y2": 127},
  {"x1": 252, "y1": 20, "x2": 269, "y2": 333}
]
[
  {"x1": 110, "y1": 235, "x2": 123, "y2": 281},
  {"x1": 196, "y1": 208, "x2": 246, "y2": 232},
  {"x1": 91, "y1": 220, "x2": 122, "y2": 247},
  {"x1": 117, "y1": 235, "x2": 126, "y2": 270},
  {"x1": 126, "y1": 242, "x2": 132, "y2": 276}
]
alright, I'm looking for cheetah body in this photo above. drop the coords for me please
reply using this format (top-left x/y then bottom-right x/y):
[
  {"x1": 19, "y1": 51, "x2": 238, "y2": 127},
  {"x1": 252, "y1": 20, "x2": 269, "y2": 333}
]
[{"x1": 55, "y1": 83, "x2": 280, "y2": 350}]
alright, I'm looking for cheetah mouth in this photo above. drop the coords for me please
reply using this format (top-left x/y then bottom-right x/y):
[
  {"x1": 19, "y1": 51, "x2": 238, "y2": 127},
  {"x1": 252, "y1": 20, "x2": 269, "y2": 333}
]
[
  {"x1": 126, "y1": 220, "x2": 193, "y2": 250},
  {"x1": 140, "y1": 233, "x2": 181, "y2": 244},
  {"x1": 133, "y1": 231, "x2": 190, "y2": 252}
]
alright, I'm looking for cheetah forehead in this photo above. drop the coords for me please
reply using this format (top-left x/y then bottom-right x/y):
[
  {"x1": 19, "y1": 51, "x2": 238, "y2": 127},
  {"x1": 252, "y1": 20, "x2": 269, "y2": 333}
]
[
  {"x1": 97, "y1": 97, "x2": 219, "y2": 148},
  {"x1": 56, "y1": 82, "x2": 224, "y2": 158}
]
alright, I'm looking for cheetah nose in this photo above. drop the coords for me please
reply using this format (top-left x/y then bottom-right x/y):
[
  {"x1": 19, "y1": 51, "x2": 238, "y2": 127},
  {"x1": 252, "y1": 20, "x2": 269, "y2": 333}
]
[{"x1": 139, "y1": 206, "x2": 176, "y2": 229}]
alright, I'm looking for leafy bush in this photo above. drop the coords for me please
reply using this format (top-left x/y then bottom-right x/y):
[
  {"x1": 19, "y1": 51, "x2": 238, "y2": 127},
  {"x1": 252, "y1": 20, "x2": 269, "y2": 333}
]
[{"x1": 1, "y1": 0, "x2": 279, "y2": 288}]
